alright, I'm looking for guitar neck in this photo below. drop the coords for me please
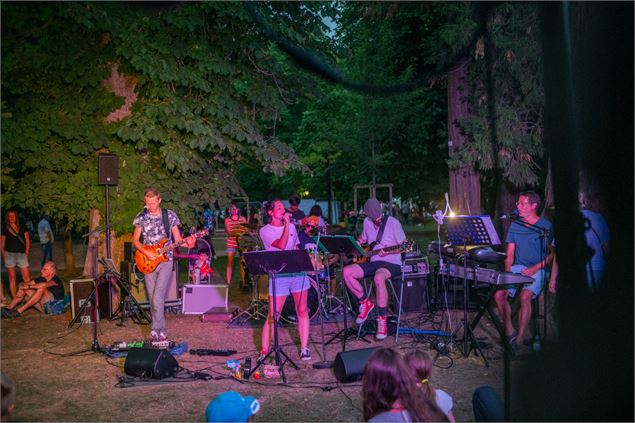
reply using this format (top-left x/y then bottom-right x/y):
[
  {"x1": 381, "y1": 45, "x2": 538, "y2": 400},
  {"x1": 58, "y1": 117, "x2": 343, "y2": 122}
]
[
  {"x1": 366, "y1": 244, "x2": 404, "y2": 258},
  {"x1": 157, "y1": 230, "x2": 206, "y2": 255}
]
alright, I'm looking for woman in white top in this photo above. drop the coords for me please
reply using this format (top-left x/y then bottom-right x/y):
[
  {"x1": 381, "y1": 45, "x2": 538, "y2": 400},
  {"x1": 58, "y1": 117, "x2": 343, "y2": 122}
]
[{"x1": 257, "y1": 200, "x2": 312, "y2": 361}]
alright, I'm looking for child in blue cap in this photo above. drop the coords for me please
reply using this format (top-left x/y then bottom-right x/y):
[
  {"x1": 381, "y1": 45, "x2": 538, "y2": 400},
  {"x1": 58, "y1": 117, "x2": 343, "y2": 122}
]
[{"x1": 206, "y1": 391, "x2": 260, "y2": 422}]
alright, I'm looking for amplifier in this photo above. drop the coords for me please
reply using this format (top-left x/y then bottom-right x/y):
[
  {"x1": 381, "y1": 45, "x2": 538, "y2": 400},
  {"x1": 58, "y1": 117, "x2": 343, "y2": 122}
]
[
  {"x1": 181, "y1": 284, "x2": 228, "y2": 314},
  {"x1": 392, "y1": 277, "x2": 430, "y2": 313},
  {"x1": 401, "y1": 257, "x2": 429, "y2": 277},
  {"x1": 70, "y1": 279, "x2": 99, "y2": 324}
]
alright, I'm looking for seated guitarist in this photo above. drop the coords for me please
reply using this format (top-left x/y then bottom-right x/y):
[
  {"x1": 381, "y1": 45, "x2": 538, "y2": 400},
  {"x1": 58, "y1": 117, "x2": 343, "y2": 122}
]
[
  {"x1": 133, "y1": 188, "x2": 195, "y2": 342},
  {"x1": 343, "y1": 198, "x2": 406, "y2": 340}
]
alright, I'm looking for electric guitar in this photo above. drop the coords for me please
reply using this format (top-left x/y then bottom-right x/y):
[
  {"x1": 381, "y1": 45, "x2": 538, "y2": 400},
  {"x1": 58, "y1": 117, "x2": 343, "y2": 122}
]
[
  {"x1": 355, "y1": 240, "x2": 415, "y2": 263},
  {"x1": 134, "y1": 229, "x2": 208, "y2": 274}
]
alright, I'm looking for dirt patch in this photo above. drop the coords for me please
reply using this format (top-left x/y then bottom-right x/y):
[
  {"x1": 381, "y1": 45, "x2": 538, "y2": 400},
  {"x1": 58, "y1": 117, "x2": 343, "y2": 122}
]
[{"x1": 1, "y1": 290, "x2": 509, "y2": 422}]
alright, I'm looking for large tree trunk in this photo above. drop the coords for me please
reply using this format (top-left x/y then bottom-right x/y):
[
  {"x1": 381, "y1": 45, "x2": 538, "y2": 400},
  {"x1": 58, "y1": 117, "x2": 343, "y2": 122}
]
[
  {"x1": 447, "y1": 61, "x2": 480, "y2": 215},
  {"x1": 83, "y1": 208, "x2": 101, "y2": 279},
  {"x1": 63, "y1": 226, "x2": 74, "y2": 273}
]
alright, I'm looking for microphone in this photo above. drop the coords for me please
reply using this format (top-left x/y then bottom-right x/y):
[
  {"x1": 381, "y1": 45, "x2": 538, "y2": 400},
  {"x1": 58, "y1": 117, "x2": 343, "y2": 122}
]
[
  {"x1": 499, "y1": 209, "x2": 519, "y2": 220},
  {"x1": 433, "y1": 210, "x2": 445, "y2": 225}
]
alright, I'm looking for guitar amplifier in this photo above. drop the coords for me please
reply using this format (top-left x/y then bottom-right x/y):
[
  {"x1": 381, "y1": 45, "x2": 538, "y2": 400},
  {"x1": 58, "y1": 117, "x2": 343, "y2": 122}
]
[
  {"x1": 70, "y1": 279, "x2": 99, "y2": 324},
  {"x1": 181, "y1": 284, "x2": 228, "y2": 314}
]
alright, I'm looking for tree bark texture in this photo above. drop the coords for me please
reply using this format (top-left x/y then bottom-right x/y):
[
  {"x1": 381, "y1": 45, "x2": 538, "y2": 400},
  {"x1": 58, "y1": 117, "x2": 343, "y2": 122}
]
[{"x1": 447, "y1": 61, "x2": 480, "y2": 215}]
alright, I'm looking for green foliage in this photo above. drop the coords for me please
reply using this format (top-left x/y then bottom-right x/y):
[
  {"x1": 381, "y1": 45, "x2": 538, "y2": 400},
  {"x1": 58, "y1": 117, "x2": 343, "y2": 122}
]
[{"x1": 1, "y1": 2, "x2": 333, "y2": 232}]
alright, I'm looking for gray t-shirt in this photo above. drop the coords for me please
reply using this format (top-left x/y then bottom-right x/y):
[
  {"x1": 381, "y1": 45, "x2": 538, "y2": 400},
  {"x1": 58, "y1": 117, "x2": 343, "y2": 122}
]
[{"x1": 133, "y1": 209, "x2": 180, "y2": 258}]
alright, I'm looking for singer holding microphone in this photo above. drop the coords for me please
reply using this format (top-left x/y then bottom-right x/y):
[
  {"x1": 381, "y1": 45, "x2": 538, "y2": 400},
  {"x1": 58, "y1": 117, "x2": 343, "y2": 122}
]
[
  {"x1": 258, "y1": 200, "x2": 312, "y2": 361},
  {"x1": 494, "y1": 191, "x2": 554, "y2": 352}
]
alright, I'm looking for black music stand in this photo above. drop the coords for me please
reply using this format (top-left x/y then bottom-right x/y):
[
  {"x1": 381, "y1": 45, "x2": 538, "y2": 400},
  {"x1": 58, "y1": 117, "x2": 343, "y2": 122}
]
[
  {"x1": 242, "y1": 250, "x2": 313, "y2": 383},
  {"x1": 104, "y1": 258, "x2": 152, "y2": 326},
  {"x1": 444, "y1": 215, "x2": 500, "y2": 364},
  {"x1": 316, "y1": 235, "x2": 370, "y2": 351}
]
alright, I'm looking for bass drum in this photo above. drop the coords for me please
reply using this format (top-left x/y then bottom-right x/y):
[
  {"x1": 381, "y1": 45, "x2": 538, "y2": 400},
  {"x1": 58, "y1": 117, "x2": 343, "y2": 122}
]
[{"x1": 280, "y1": 277, "x2": 320, "y2": 324}]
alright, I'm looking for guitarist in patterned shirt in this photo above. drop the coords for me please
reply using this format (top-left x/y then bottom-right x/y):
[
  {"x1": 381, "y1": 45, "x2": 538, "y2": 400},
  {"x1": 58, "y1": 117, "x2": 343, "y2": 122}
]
[
  {"x1": 133, "y1": 188, "x2": 195, "y2": 341},
  {"x1": 342, "y1": 198, "x2": 407, "y2": 340}
]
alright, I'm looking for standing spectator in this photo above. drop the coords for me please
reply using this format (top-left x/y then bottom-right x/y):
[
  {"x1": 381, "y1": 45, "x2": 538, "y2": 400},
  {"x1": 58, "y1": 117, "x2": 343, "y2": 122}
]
[
  {"x1": 549, "y1": 189, "x2": 610, "y2": 293},
  {"x1": 1, "y1": 210, "x2": 31, "y2": 298},
  {"x1": 224, "y1": 201, "x2": 247, "y2": 287},
  {"x1": 401, "y1": 202, "x2": 410, "y2": 225},
  {"x1": 201, "y1": 206, "x2": 216, "y2": 258},
  {"x1": 37, "y1": 216, "x2": 54, "y2": 267},
  {"x1": 286, "y1": 195, "x2": 306, "y2": 231}
]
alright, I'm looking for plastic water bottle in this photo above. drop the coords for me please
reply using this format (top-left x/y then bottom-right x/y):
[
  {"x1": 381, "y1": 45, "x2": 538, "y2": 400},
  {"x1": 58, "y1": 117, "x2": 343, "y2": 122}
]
[{"x1": 532, "y1": 335, "x2": 541, "y2": 352}]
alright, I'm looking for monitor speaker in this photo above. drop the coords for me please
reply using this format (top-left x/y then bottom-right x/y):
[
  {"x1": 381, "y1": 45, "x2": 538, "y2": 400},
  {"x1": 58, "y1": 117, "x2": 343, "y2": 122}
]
[
  {"x1": 124, "y1": 348, "x2": 179, "y2": 379},
  {"x1": 333, "y1": 346, "x2": 381, "y2": 383},
  {"x1": 98, "y1": 154, "x2": 119, "y2": 185}
]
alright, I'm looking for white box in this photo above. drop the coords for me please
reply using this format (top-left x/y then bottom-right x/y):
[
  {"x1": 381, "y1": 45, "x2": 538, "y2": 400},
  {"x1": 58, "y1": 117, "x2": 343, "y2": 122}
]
[{"x1": 181, "y1": 284, "x2": 228, "y2": 314}]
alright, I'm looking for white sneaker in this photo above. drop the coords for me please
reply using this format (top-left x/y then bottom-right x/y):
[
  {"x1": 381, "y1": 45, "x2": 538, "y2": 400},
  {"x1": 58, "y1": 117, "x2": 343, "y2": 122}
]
[{"x1": 150, "y1": 330, "x2": 159, "y2": 341}]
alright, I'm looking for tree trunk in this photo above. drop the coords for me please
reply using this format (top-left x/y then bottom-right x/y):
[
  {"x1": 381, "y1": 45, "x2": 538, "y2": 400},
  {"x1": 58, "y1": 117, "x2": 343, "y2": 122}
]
[
  {"x1": 447, "y1": 61, "x2": 480, "y2": 215},
  {"x1": 83, "y1": 208, "x2": 101, "y2": 279},
  {"x1": 63, "y1": 226, "x2": 74, "y2": 273}
]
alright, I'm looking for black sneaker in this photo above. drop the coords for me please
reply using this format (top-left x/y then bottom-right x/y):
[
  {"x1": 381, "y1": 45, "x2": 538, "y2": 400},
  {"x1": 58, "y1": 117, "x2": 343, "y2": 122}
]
[{"x1": 300, "y1": 347, "x2": 311, "y2": 361}]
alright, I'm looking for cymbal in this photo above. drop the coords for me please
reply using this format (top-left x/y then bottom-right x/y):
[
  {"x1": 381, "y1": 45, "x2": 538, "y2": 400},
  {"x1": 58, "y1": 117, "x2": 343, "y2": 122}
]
[{"x1": 239, "y1": 223, "x2": 261, "y2": 231}]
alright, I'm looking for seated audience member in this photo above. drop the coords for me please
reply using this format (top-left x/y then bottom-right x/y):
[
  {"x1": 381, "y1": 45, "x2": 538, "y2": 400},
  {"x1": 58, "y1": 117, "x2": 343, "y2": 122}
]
[
  {"x1": 472, "y1": 386, "x2": 505, "y2": 422},
  {"x1": 362, "y1": 348, "x2": 448, "y2": 422},
  {"x1": 405, "y1": 350, "x2": 456, "y2": 422},
  {"x1": 206, "y1": 391, "x2": 260, "y2": 423},
  {"x1": 4, "y1": 261, "x2": 63, "y2": 318},
  {"x1": 1, "y1": 373, "x2": 16, "y2": 421}
]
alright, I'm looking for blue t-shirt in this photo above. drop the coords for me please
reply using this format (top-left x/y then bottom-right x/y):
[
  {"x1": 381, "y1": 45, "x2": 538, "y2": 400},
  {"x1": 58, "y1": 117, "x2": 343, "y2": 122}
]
[
  {"x1": 581, "y1": 210, "x2": 610, "y2": 270},
  {"x1": 505, "y1": 217, "x2": 553, "y2": 267}
]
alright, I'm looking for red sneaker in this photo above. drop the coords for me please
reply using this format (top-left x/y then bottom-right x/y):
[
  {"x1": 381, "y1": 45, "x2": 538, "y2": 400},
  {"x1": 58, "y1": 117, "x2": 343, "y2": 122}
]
[
  {"x1": 355, "y1": 298, "x2": 375, "y2": 324},
  {"x1": 376, "y1": 316, "x2": 387, "y2": 340}
]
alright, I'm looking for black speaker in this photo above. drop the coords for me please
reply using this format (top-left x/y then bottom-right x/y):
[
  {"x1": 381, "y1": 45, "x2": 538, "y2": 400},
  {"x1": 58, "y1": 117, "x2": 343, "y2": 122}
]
[
  {"x1": 98, "y1": 154, "x2": 119, "y2": 185},
  {"x1": 333, "y1": 347, "x2": 380, "y2": 383},
  {"x1": 123, "y1": 242, "x2": 133, "y2": 262},
  {"x1": 97, "y1": 278, "x2": 115, "y2": 319},
  {"x1": 124, "y1": 348, "x2": 179, "y2": 379}
]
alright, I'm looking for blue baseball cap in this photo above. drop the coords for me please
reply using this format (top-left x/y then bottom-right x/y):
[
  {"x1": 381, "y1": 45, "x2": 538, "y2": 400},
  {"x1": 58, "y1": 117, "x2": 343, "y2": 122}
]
[{"x1": 205, "y1": 391, "x2": 260, "y2": 422}]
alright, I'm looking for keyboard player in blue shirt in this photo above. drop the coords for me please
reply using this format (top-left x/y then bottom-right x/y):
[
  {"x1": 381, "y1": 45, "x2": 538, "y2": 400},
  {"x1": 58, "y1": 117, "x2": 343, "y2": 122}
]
[{"x1": 494, "y1": 191, "x2": 554, "y2": 351}]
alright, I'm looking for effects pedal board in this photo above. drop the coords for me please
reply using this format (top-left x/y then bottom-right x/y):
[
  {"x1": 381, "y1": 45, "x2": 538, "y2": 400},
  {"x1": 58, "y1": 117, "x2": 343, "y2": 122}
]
[{"x1": 109, "y1": 340, "x2": 175, "y2": 352}]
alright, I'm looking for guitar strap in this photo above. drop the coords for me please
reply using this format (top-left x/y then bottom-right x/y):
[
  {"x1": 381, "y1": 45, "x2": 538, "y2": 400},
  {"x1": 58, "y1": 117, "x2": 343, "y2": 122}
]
[
  {"x1": 375, "y1": 215, "x2": 389, "y2": 245},
  {"x1": 161, "y1": 209, "x2": 176, "y2": 270}
]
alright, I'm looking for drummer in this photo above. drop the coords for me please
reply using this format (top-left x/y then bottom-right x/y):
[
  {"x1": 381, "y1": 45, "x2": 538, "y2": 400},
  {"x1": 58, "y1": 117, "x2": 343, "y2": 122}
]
[{"x1": 224, "y1": 201, "x2": 248, "y2": 287}]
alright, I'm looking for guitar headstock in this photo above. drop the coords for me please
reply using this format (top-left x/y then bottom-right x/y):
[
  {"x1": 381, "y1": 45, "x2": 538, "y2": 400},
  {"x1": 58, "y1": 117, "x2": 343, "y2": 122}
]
[
  {"x1": 402, "y1": 240, "x2": 415, "y2": 253},
  {"x1": 192, "y1": 229, "x2": 209, "y2": 239}
]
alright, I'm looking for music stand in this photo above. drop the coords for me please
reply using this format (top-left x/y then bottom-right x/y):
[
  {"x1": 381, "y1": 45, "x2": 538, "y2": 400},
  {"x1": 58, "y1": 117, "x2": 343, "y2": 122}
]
[
  {"x1": 242, "y1": 250, "x2": 313, "y2": 383},
  {"x1": 315, "y1": 236, "x2": 370, "y2": 351},
  {"x1": 443, "y1": 215, "x2": 500, "y2": 363}
]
